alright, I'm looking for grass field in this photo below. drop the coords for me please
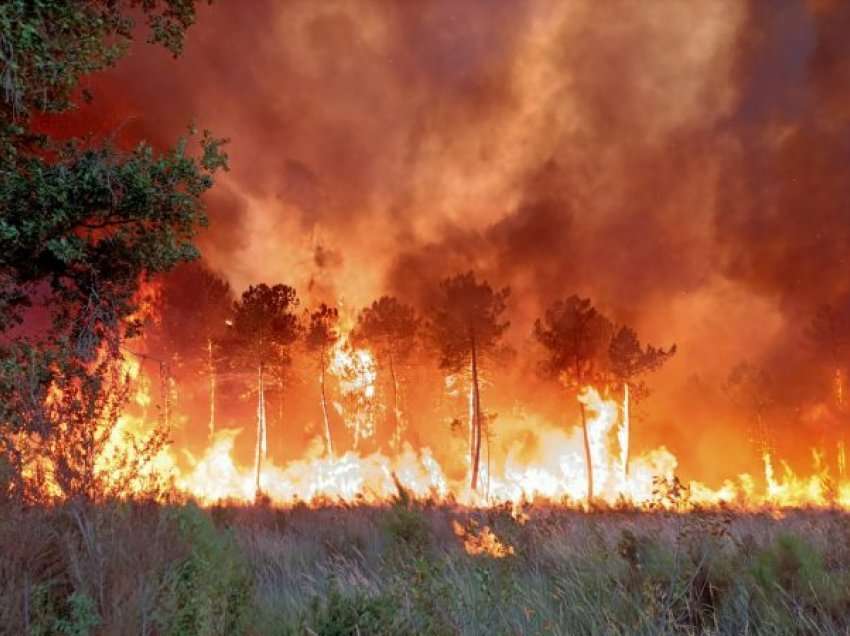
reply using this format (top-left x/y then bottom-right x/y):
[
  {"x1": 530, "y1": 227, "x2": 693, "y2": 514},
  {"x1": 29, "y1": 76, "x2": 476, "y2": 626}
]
[{"x1": 3, "y1": 496, "x2": 850, "y2": 635}]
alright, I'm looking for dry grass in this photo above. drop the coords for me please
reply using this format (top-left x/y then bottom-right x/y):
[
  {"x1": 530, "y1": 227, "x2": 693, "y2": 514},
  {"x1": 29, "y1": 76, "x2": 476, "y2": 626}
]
[{"x1": 3, "y1": 499, "x2": 850, "y2": 634}]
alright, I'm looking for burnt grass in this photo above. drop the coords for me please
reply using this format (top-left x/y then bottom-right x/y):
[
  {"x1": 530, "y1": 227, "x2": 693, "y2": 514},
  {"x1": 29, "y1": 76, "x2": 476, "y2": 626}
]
[{"x1": 3, "y1": 498, "x2": 850, "y2": 635}]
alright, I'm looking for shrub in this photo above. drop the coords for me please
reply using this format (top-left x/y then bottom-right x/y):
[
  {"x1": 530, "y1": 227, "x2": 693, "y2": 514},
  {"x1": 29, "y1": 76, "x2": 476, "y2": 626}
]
[
  {"x1": 301, "y1": 586, "x2": 402, "y2": 636},
  {"x1": 157, "y1": 503, "x2": 253, "y2": 635},
  {"x1": 752, "y1": 533, "x2": 826, "y2": 600}
]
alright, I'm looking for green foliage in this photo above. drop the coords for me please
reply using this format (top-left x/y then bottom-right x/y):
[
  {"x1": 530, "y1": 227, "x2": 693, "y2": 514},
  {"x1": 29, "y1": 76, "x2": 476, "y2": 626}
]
[
  {"x1": 52, "y1": 592, "x2": 101, "y2": 636},
  {"x1": 30, "y1": 587, "x2": 101, "y2": 636},
  {"x1": 752, "y1": 533, "x2": 827, "y2": 600},
  {"x1": 0, "y1": 130, "x2": 227, "y2": 337},
  {"x1": 0, "y1": 0, "x2": 209, "y2": 120},
  {"x1": 158, "y1": 503, "x2": 253, "y2": 635},
  {"x1": 302, "y1": 586, "x2": 403, "y2": 636},
  {"x1": 0, "y1": 0, "x2": 227, "y2": 502},
  {"x1": 384, "y1": 502, "x2": 429, "y2": 550}
]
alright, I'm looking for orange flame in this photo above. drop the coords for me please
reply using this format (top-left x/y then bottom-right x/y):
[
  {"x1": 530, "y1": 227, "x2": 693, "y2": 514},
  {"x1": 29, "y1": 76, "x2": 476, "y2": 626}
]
[
  {"x1": 24, "y1": 345, "x2": 850, "y2": 512},
  {"x1": 452, "y1": 519, "x2": 515, "y2": 557}
]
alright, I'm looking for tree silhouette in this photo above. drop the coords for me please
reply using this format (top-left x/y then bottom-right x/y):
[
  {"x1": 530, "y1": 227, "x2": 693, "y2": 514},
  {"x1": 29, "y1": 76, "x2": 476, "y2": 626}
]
[
  {"x1": 224, "y1": 284, "x2": 300, "y2": 497},
  {"x1": 352, "y1": 296, "x2": 419, "y2": 449},
  {"x1": 305, "y1": 304, "x2": 340, "y2": 459},
  {"x1": 152, "y1": 262, "x2": 233, "y2": 439},
  {"x1": 535, "y1": 296, "x2": 612, "y2": 502},
  {"x1": 809, "y1": 302, "x2": 850, "y2": 408},
  {"x1": 428, "y1": 272, "x2": 510, "y2": 491},
  {"x1": 608, "y1": 326, "x2": 675, "y2": 477},
  {"x1": 724, "y1": 362, "x2": 775, "y2": 457}
]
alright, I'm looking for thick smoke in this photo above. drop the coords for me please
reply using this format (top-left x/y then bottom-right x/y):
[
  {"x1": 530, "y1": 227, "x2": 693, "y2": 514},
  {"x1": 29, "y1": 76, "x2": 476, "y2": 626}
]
[{"x1": 71, "y1": 0, "x2": 850, "y2": 481}]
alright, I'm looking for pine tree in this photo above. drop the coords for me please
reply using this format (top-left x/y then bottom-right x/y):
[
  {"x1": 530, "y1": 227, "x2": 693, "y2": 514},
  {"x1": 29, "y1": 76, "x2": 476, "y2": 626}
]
[
  {"x1": 224, "y1": 284, "x2": 300, "y2": 497},
  {"x1": 428, "y1": 272, "x2": 509, "y2": 491}
]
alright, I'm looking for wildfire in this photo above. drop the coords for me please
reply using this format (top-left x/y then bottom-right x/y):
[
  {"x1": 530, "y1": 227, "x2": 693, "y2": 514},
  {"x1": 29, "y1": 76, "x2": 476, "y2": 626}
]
[
  {"x1": 25, "y1": 340, "x2": 850, "y2": 513},
  {"x1": 329, "y1": 337, "x2": 378, "y2": 447},
  {"x1": 453, "y1": 519, "x2": 515, "y2": 558}
]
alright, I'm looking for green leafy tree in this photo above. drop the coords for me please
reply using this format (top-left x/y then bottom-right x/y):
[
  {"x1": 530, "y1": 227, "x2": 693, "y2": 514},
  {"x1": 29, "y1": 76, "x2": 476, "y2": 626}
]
[
  {"x1": 0, "y1": 1, "x2": 226, "y2": 498},
  {"x1": 352, "y1": 296, "x2": 419, "y2": 449},
  {"x1": 0, "y1": 0, "x2": 206, "y2": 122},
  {"x1": 305, "y1": 304, "x2": 339, "y2": 459},
  {"x1": 608, "y1": 326, "x2": 675, "y2": 476},
  {"x1": 428, "y1": 272, "x2": 510, "y2": 491},
  {"x1": 223, "y1": 284, "x2": 300, "y2": 497},
  {"x1": 535, "y1": 296, "x2": 613, "y2": 502}
]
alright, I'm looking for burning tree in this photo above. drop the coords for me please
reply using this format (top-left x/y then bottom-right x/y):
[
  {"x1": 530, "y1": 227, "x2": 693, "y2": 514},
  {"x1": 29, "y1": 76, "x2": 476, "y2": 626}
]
[
  {"x1": 607, "y1": 326, "x2": 675, "y2": 477},
  {"x1": 37, "y1": 347, "x2": 171, "y2": 503},
  {"x1": 305, "y1": 303, "x2": 340, "y2": 459},
  {"x1": 0, "y1": 2, "x2": 226, "y2": 501},
  {"x1": 428, "y1": 272, "x2": 510, "y2": 492},
  {"x1": 352, "y1": 296, "x2": 419, "y2": 449},
  {"x1": 724, "y1": 362, "x2": 776, "y2": 457},
  {"x1": 224, "y1": 284, "x2": 300, "y2": 497},
  {"x1": 808, "y1": 302, "x2": 850, "y2": 408},
  {"x1": 149, "y1": 263, "x2": 233, "y2": 439},
  {"x1": 535, "y1": 296, "x2": 612, "y2": 502}
]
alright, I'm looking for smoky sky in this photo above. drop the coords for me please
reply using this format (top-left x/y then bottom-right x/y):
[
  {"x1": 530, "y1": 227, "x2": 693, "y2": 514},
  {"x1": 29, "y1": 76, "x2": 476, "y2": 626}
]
[{"x1": 70, "y1": 0, "x2": 850, "y2": 443}]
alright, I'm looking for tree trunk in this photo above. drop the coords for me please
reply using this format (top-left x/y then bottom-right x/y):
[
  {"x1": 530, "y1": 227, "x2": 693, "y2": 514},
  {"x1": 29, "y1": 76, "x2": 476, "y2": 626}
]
[
  {"x1": 254, "y1": 362, "x2": 267, "y2": 497},
  {"x1": 470, "y1": 340, "x2": 483, "y2": 491},
  {"x1": 352, "y1": 414, "x2": 360, "y2": 452},
  {"x1": 160, "y1": 361, "x2": 171, "y2": 431},
  {"x1": 622, "y1": 382, "x2": 630, "y2": 480},
  {"x1": 486, "y1": 418, "x2": 491, "y2": 500},
  {"x1": 207, "y1": 338, "x2": 216, "y2": 440},
  {"x1": 580, "y1": 402, "x2": 593, "y2": 503},
  {"x1": 278, "y1": 375, "x2": 284, "y2": 431},
  {"x1": 388, "y1": 349, "x2": 401, "y2": 449},
  {"x1": 468, "y1": 378, "x2": 475, "y2": 474},
  {"x1": 835, "y1": 367, "x2": 845, "y2": 406},
  {"x1": 320, "y1": 349, "x2": 334, "y2": 459}
]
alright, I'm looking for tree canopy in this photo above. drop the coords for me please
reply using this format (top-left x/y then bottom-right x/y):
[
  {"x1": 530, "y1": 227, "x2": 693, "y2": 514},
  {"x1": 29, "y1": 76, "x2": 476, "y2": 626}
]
[
  {"x1": 608, "y1": 325, "x2": 676, "y2": 400},
  {"x1": 224, "y1": 284, "x2": 301, "y2": 369},
  {"x1": 534, "y1": 295, "x2": 613, "y2": 389},
  {"x1": 428, "y1": 272, "x2": 510, "y2": 373},
  {"x1": 0, "y1": 0, "x2": 206, "y2": 122},
  {"x1": 352, "y1": 295, "x2": 418, "y2": 362}
]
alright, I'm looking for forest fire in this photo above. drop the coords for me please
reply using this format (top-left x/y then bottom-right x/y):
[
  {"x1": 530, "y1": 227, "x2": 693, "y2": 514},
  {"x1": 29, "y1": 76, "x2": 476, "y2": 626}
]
[
  {"x1": 10, "y1": 2, "x2": 850, "y2": 632},
  {"x1": 76, "y1": 346, "x2": 850, "y2": 513},
  {"x1": 5, "y1": 0, "x2": 850, "y2": 517}
]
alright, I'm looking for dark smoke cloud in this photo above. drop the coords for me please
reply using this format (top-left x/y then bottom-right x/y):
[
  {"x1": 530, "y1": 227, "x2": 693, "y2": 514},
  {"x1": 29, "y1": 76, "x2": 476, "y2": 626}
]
[{"x1": 69, "y1": 0, "x2": 850, "y2": 478}]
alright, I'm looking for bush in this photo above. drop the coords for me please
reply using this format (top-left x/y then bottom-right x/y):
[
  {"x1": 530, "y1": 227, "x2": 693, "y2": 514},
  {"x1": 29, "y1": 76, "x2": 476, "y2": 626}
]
[
  {"x1": 30, "y1": 589, "x2": 101, "y2": 636},
  {"x1": 301, "y1": 586, "x2": 402, "y2": 636},
  {"x1": 157, "y1": 503, "x2": 253, "y2": 635}
]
